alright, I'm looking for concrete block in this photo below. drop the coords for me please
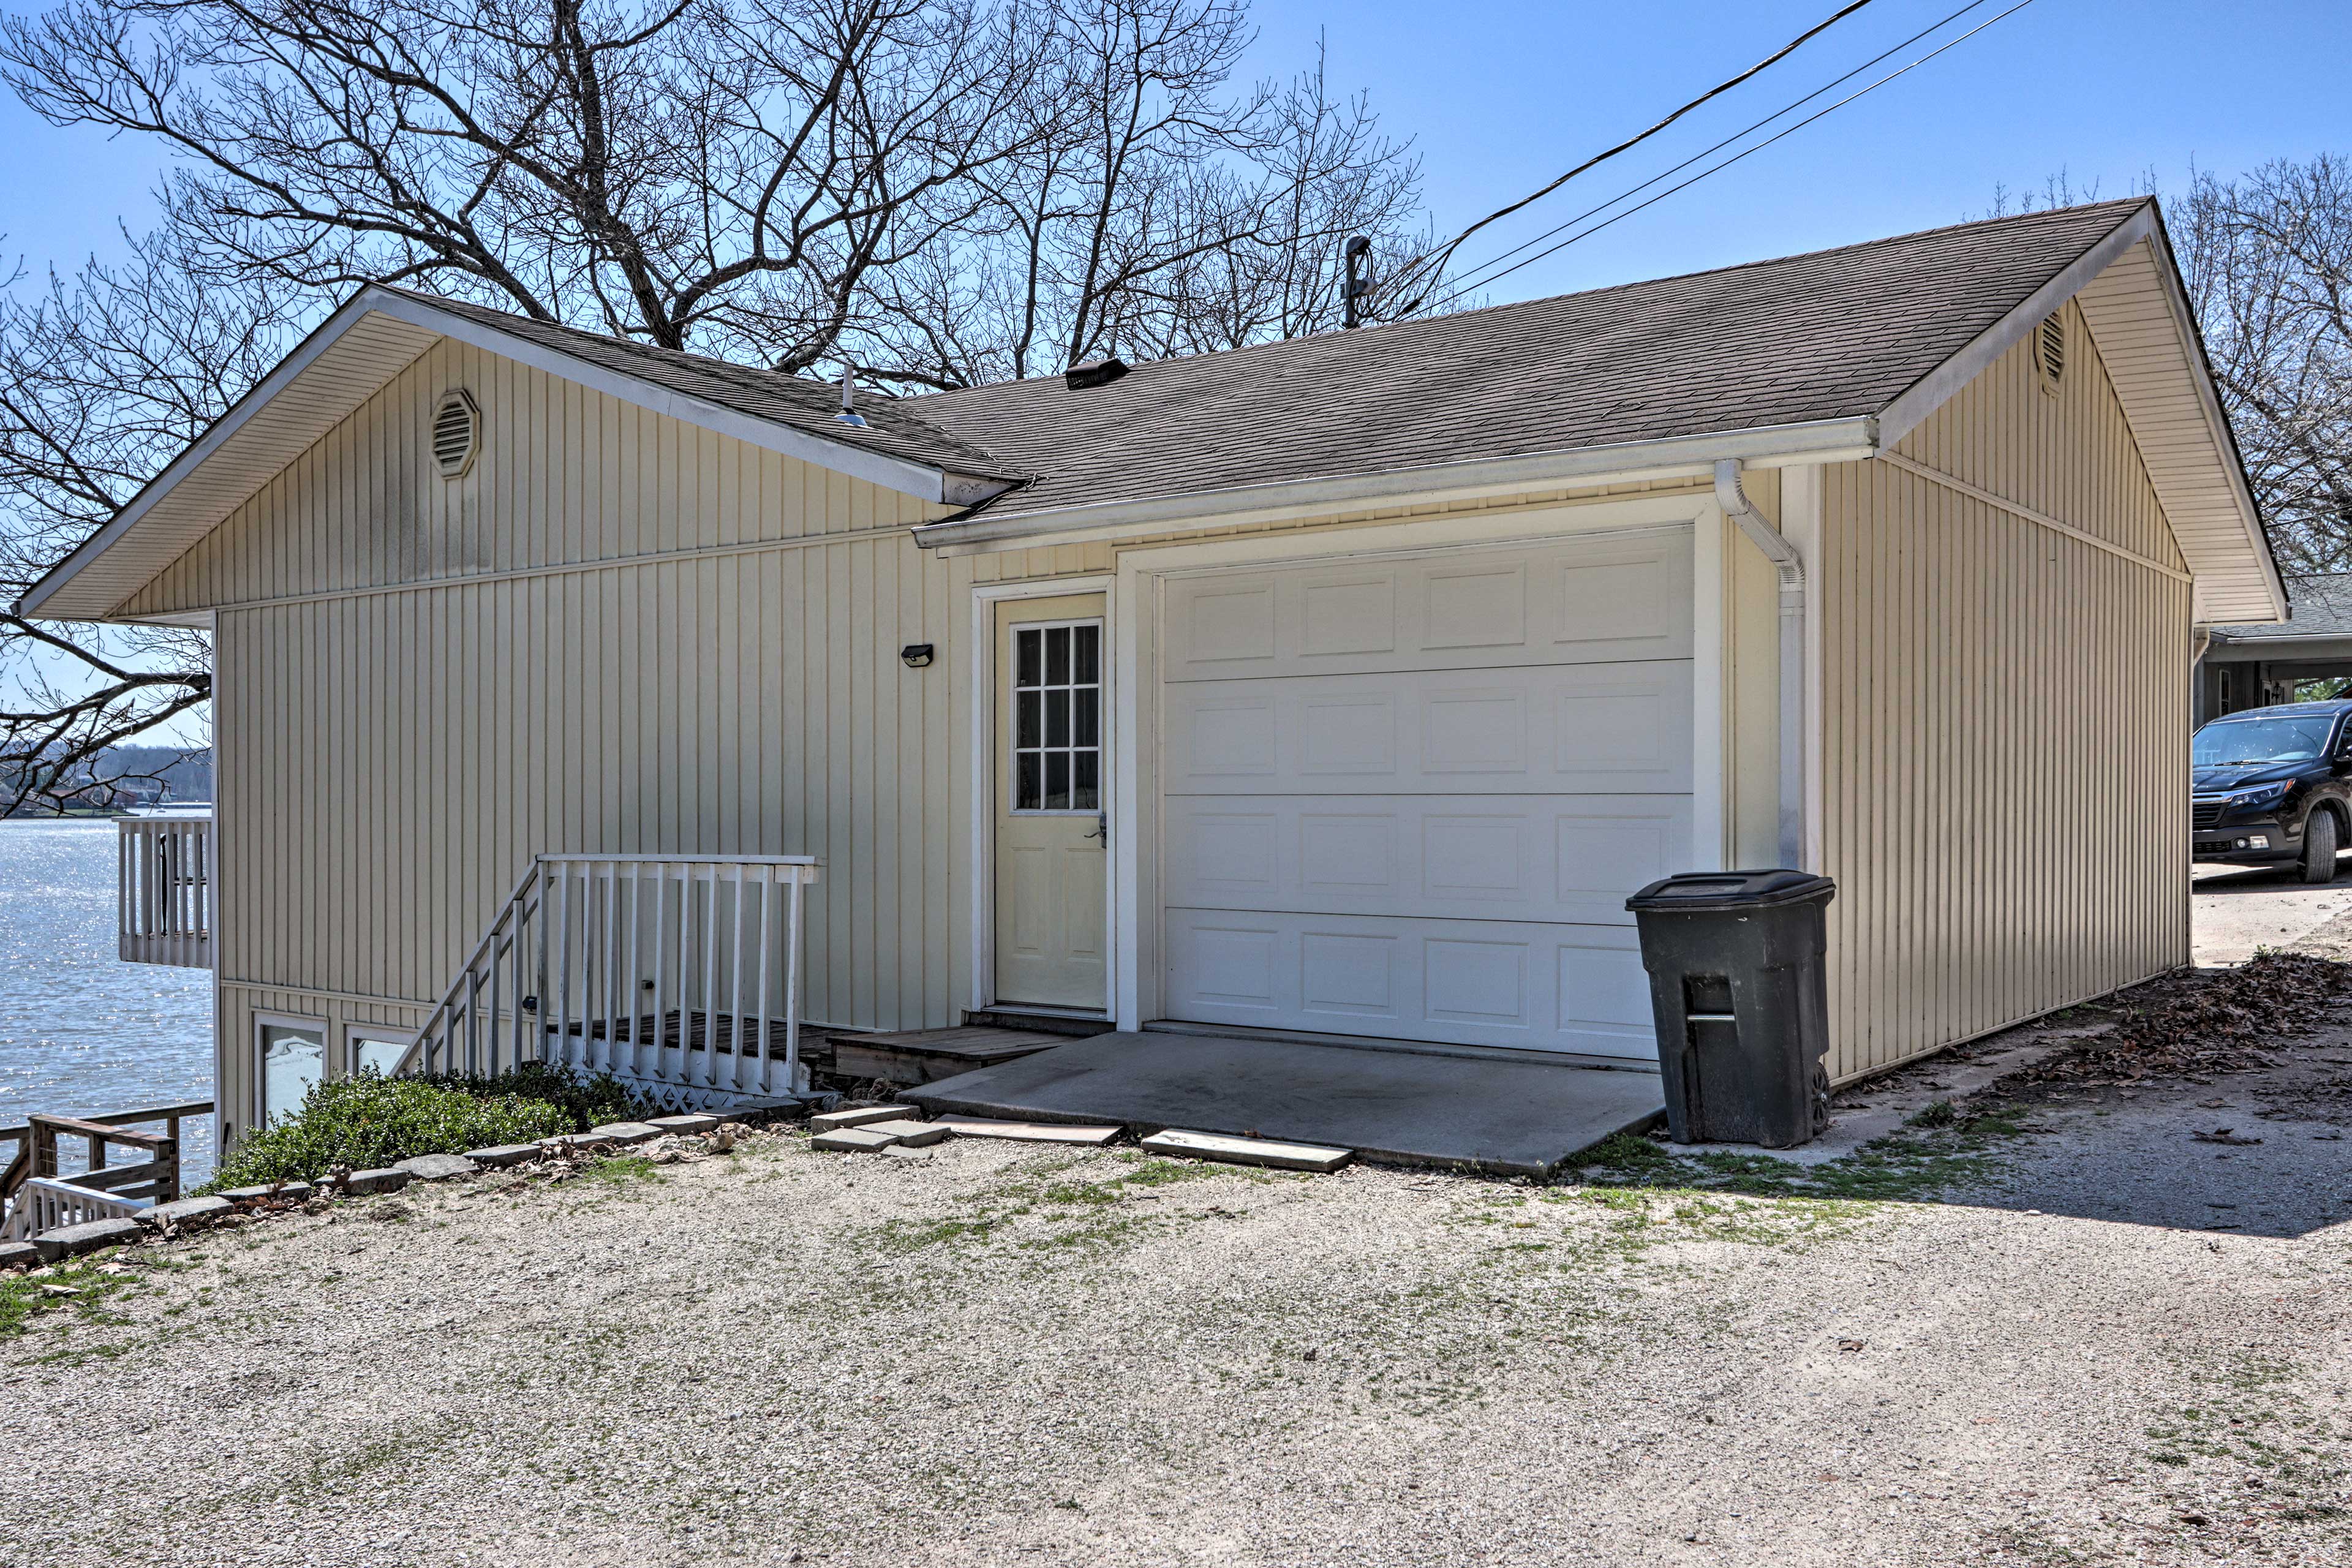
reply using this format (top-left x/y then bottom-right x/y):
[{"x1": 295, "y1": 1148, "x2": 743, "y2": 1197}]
[
  {"x1": 221, "y1": 1181, "x2": 312, "y2": 1204},
  {"x1": 1139, "y1": 1128, "x2": 1352, "y2": 1173},
  {"x1": 647, "y1": 1114, "x2": 720, "y2": 1135},
  {"x1": 343, "y1": 1167, "x2": 413, "y2": 1196},
  {"x1": 464, "y1": 1144, "x2": 542, "y2": 1168},
  {"x1": 810, "y1": 1104, "x2": 921, "y2": 1133},
  {"x1": 0, "y1": 1240, "x2": 42, "y2": 1270},
  {"x1": 811, "y1": 1126, "x2": 900, "y2": 1153},
  {"x1": 31, "y1": 1217, "x2": 146, "y2": 1262},
  {"x1": 857, "y1": 1118, "x2": 949, "y2": 1147},
  {"x1": 585, "y1": 1121, "x2": 664, "y2": 1146},
  {"x1": 394, "y1": 1153, "x2": 480, "y2": 1182},
  {"x1": 139, "y1": 1196, "x2": 233, "y2": 1231},
  {"x1": 933, "y1": 1115, "x2": 1120, "y2": 1146},
  {"x1": 883, "y1": 1144, "x2": 933, "y2": 1161}
]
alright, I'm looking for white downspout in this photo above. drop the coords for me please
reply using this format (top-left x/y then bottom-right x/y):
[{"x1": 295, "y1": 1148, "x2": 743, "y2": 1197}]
[{"x1": 1714, "y1": 459, "x2": 1807, "y2": 869}]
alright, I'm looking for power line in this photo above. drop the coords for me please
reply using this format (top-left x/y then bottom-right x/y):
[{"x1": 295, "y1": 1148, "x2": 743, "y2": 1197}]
[
  {"x1": 1414, "y1": 0, "x2": 2043, "y2": 314},
  {"x1": 1433, "y1": 0, "x2": 2000, "y2": 304},
  {"x1": 1371, "y1": 0, "x2": 1885, "y2": 309}
]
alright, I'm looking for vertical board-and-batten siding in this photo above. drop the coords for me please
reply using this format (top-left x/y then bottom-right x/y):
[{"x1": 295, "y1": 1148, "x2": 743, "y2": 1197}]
[
  {"x1": 119, "y1": 339, "x2": 967, "y2": 1134},
  {"x1": 1820, "y1": 300, "x2": 2190, "y2": 1080}
]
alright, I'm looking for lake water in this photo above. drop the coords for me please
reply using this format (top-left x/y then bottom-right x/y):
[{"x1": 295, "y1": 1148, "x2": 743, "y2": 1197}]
[{"x1": 0, "y1": 819, "x2": 216, "y2": 1183}]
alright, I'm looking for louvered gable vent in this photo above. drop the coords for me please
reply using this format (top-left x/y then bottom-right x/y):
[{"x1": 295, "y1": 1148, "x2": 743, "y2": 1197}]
[
  {"x1": 2034, "y1": 314, "x2": 2066, "y2": 391},
  {"x1": 431, "y1": 389, "x2": 480, "y2": 477}
]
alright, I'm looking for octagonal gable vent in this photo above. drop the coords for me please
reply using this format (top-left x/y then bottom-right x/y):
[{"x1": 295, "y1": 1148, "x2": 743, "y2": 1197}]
[{"x1": 431, "y1": 389, "x2": 481, "y2": 477}]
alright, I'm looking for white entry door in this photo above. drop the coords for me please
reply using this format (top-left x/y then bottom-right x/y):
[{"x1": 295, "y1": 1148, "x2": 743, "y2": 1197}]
[
  {"x1": 995, "y1": 594, "x2": 1109, "y2": 1009},
  {"x1": 1156, "y1": 530, "x2": 1694, "y2": 1058}
]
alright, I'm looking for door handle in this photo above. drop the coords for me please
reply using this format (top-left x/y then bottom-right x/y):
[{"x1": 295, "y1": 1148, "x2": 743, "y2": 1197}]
[{"x1": 1084, "y1": 812, "x2": 1109, "y2": 846}]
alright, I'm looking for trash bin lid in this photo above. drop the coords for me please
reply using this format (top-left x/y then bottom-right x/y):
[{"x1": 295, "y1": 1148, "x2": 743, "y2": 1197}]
[{"x1": 1624, "y1": 869, "x2": 1836, "y2": 913}]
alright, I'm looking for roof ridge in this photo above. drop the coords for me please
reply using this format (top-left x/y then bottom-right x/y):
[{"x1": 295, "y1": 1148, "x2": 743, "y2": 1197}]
[{"x1": 910, "y1": 198, "x2": 2157, "y2": 402}]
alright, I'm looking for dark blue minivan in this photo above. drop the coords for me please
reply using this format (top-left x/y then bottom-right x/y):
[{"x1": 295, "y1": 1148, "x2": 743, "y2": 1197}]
[{"x1": 2192, "y1": 699, "x2": 2352, "y2": 882}]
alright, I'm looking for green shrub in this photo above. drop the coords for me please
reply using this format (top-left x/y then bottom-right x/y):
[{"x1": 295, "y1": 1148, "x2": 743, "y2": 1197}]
[
  {"x1": 413, "y1": 1061, "x2": 648, "y2": 1132},
  {"x1": 203, "y1": 1071, "x2": 573, "y2": 1192}
]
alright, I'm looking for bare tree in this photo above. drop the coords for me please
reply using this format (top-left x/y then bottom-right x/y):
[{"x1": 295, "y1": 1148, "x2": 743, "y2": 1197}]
[
  {"x1": 0, "y1": 229, "x2": 276, "y2": 814},
  {"x1": 0, "y1": 0, "x2": 1434, "y2": 808},
  {"x1": 2172, "y1": 156, "x2": 2352, "y2": 579}
]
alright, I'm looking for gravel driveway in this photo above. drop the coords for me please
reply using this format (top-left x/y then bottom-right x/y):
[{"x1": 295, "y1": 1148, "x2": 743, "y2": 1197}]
[{"x1": 7, "y1": 1009, "x2": 2351, "y2": 1568}]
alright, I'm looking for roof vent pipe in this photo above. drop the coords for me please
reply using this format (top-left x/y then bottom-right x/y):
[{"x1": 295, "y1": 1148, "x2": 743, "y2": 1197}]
[
  {"x1": 835, "y1": 362, "x2": 867, "y2": 426},
  {"x1": 1343, "y1": 236, "x2": 1373, "y2": 329},
  {"x1": 1714, "y1": 459, "x2": 1807, "y2": 869}
]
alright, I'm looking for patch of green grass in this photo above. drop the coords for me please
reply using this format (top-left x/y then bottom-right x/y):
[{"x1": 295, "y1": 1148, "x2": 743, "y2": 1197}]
[
  {"x1": 1577, "y1": 1110, "x2": 2033, "y2": 1206},
  {"x1": 0, "y1": 1255, "x2": 150, "y2": 1338}
]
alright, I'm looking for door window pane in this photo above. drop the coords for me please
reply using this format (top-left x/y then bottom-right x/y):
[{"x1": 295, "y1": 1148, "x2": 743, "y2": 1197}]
[
  {"x1": 1009, "y1": 617, "x2": 1103, "y2": 816},
  {"x1": 259, "y1": 1022, "x2": 323, "y2": 1125}
]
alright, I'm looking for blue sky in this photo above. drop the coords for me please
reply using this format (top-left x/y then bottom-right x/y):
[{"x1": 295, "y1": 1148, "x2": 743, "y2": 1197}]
[{"x1": 4, "y1": 0, "x2": 2346, "y2": 303}]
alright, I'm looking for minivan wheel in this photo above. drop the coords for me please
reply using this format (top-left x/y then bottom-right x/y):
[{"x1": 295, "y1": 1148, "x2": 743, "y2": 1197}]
[{"x1": 2302, "y1": 808, "x2": 2342, "y2": 884}]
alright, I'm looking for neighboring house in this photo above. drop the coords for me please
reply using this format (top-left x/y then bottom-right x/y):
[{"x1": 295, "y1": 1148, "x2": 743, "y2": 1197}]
[
  {"x1": 18, "y1": 198, "x2": 2280, "y2": 1153},
  {"x1": 2198, "y1": 574, "x2": 2352, "y2": 720}
]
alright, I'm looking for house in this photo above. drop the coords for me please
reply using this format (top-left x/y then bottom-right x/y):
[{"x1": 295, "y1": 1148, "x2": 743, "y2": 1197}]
[
  {"x1": 18, "y1": 198, "x2": 2280, "y2": 1155},
  {"x1": 2198, "y1": 574, "x2": 2352, "y2": 720}
]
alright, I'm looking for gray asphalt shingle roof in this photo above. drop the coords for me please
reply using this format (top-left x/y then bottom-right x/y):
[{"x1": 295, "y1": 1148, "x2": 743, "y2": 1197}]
[
  {"x1": 906, "y1": 199, "x2": 2156, "y2": 521},
  {"x1": 2217, "y1": 575, "x2": 2352, "y2": 641},
  {"x1": 383, "y1": 287, "x2": 1022, "y2": 481}
]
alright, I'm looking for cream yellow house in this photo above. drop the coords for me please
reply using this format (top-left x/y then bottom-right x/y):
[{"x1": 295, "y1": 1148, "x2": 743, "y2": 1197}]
[{"x1": 23, "y1": 198, "x2": 2280, "y2": 1152}]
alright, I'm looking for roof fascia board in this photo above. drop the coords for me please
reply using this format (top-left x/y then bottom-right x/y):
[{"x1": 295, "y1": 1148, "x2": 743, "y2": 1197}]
[
  {"x1": 1875, "y1": 203, "x2": 2159, "y2": 448},
  {"x1": 354, "y1": 292, "x2": 976, "y2": 505},
  {"x1": 914, "y1": 417, "x2": 1878, "y2": 555},
  {"x1": 17, "y1": 293, "x2": 431, "y2": 618},
  {"x1": 2127, "y1": 219, "x2": 2290, "y2": 622}
]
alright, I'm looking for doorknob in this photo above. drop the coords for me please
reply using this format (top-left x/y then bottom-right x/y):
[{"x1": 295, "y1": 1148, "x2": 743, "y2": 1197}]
[{"x1": 1085, "y1": 812, "x2": 1109, "y2": 846}]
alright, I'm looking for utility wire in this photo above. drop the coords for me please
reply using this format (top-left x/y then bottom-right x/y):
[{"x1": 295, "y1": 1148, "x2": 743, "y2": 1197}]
[
  {"x1": 1412, "y1": 0, "x2": 2042, "y2": 314},
  {"x1": 1433, "y1": 0, "x2": 1999, "y2": 304},
  {"x1": 1372, "y1": 0, "x2": 1884, "y2": 310}
]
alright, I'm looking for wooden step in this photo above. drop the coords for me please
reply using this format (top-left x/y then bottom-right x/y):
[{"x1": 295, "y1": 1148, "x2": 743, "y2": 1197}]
[{"x1": 822, "y1": 1026, "x2": 1068, "y2": 1088}]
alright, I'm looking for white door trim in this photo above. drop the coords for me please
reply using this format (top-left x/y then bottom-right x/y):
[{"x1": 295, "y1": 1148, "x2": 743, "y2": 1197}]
[
  {"x1": 1112, "y1": 493, "x2": 1724, "y2": 1033},
  {"x1": 967, "y1": 575, "x2": 1118, "y2": 1016}
]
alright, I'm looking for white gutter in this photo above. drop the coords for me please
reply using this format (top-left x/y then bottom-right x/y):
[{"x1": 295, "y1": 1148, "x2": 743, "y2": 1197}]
[
  {"x1": 1715, "y1": 459, "x2": 1807, "y2": 870},
  {"x1": 913, "y1": 417, "x2": 1879, "y2": 555}
]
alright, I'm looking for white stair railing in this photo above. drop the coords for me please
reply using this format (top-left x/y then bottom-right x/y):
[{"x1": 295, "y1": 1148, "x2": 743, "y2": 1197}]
[
  {"x1": 1, "y1": 1177, "x2": 146, "y2": 1240},
  {"x1": 396, "y1": 855, "x2": 823, "y2": 1109}
]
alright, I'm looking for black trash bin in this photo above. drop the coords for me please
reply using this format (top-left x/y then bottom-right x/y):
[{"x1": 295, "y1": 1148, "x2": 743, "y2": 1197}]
[{"x1": 1624, "y1": 869, "x2": 1836, "y2": 1148}]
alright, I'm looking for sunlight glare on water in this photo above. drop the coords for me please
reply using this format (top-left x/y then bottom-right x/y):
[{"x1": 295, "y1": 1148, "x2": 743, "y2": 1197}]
[{"x1": 0, "y1": 819, "x2": 216, "y2": 1182}]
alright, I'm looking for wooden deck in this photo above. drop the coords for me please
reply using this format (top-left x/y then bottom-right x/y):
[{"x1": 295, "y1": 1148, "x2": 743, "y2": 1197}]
[{"x1": 823, "y1": 1026, "x2": 1069, "y2": 1087}]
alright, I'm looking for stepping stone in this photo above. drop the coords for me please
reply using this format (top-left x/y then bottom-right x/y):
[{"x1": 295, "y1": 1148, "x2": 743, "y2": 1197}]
[
  {"x1": 30, "y1": 1217, "x2": 145, "y2": 1262},
  {"x1": 464, "y1": 1144, "x2": 542, "y2": 1168},
  {"x1": 933, "y1": 1115, "x2": 1120, "y2": 1146},
  {"x1": 585, "y1": 1122, "x2": 664, "y2": 1146},
  {"x1": 0, "y1": 1240, "x2": 40, "y2": 1270},
  {"x1": 883, "y1": 1144, "x2": 934, "y2": 1161},
  {"x1": 394, "y1": 1153, "x2": 480, "y2": 1182},
  {"x1": 810, "y1": 1104, "x2": 921, "y2": 1133},
  {"x1": 221, "y1": 1181, "x2": 312, "y2": 1204},
  {"x1": 812, "y1": 1126, "x2": 900, "y2": 1153},
  {"x1": 343, "y1": 1167, "x2": 412, "y2": 1196},
  {"x1": 139, "y1": 1196, "x2": 233, "y2": 1230},
  {"x1": 1139, "y1": 1129, "x2": 1352, "y2": 1174},
  {"x1": 647, "y1": 1114, "x2": 720, "y2": 1135},
  {"x1": 858, "y1": 1118, "x2": 949, "y2": 1147}
]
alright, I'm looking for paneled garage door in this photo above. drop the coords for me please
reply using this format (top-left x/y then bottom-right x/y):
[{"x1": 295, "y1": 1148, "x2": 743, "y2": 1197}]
[{"x1": 1158, "y1": 529, "x2": 1693, "y2": 1058}]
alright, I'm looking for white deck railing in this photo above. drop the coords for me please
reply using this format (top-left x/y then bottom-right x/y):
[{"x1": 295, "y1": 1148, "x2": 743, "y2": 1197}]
[
  {"x1": 118, "y1": 815, "x2": 213, "y2": 968},
  {"x1": 396, "y1": 854, "x2": 823, "y2": 1110}
]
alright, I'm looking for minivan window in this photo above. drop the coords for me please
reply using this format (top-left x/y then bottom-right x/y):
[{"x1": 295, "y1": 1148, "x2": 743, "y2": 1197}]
[{"x1": 2193, "y1": 714, "x2": 2338, "y2": 766}]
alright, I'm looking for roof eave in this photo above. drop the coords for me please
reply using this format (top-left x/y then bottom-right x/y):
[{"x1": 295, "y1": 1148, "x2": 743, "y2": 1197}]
[
  {"x1": 18, "y1": 285, "x2": 1016, "y2": 622},
  {"x1": 910, "y1": 417, "x2": 1880, "y2": 556}
]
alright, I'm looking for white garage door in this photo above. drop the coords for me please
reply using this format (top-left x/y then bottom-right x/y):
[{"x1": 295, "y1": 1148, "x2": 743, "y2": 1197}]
[{"x1": 1158, "y1": 529, "x2": 1692, "y2": 1058}]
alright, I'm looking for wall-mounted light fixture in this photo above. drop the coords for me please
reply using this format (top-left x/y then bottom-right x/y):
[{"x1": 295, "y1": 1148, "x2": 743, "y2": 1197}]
[{"x1": 901, "y1": 643, "x2": 935, "y2": 669}]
